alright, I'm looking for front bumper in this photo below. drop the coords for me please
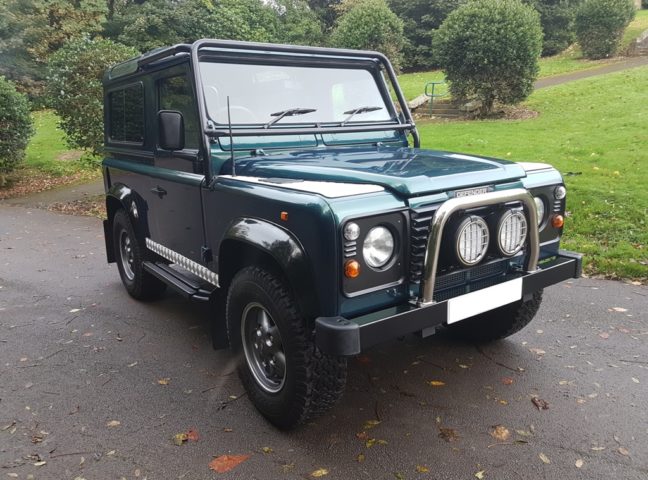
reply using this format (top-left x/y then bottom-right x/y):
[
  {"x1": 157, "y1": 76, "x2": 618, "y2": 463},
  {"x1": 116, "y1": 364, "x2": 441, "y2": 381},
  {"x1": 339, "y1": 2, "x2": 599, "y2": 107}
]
[{"x1": 315, "y1": 250, "x2": 582, "y2": 356}]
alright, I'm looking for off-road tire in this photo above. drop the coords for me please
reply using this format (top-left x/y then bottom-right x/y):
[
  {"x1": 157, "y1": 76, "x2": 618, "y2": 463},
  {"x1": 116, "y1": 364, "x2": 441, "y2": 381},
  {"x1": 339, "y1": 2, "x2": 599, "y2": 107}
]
[
  {"x1": 226, "y1": 266, "x2": 346, "y2": 430},
  {"x1": 112, "y1": 209, "x2": 166, "y2": 300},
  {"x1": 448, "y1": 290, "x2": 543, "y2": 343}
]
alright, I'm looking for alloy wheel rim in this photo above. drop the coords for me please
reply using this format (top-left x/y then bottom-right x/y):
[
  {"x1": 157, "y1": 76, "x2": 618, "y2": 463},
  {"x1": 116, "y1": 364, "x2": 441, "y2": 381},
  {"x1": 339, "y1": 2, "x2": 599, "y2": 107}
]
[
  {"x1": 241, "y1": 302, "x2": 286, "y2": 393},
  {"x1": 119, "y1": 229, "x2": 135, "y2": 281}
]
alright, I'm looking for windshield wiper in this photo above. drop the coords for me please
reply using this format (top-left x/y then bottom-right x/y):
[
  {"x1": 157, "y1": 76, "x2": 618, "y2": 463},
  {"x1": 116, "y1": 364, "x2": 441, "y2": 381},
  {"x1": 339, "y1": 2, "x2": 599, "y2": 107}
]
[
  {"x1": 340, "y1": 106, "x2": 383, "y2": 125},
  {"x1": 264, "y1": 107, "x2": 317, "y2": 128}
]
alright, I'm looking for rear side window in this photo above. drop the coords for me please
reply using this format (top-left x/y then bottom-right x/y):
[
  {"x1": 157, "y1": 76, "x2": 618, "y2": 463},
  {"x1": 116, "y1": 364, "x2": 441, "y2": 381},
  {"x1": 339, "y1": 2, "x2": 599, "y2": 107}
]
[{"x1": 108, "y1": 84, "x2": 144, "y2": 143}]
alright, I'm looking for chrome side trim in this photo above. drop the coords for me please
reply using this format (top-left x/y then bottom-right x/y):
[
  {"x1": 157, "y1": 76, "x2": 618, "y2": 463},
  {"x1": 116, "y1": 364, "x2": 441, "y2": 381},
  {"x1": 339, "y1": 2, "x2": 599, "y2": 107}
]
[
  {"x1": 418, "y1": 188, "x2": 539, "y2": 306},
  {"x1": 145, "y1": 238, "x2": 219, "y2": 287}
]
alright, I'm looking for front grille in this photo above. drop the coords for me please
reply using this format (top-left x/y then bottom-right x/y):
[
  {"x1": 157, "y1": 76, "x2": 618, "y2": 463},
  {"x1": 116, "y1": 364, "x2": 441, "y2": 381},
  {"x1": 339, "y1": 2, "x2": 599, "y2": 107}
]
[
  {"x1": 409, "y1": 205, "x2": 513, "y2": 297},
  {"x1": 409, "y1": 205, "x2": 437, "y2": 284}
]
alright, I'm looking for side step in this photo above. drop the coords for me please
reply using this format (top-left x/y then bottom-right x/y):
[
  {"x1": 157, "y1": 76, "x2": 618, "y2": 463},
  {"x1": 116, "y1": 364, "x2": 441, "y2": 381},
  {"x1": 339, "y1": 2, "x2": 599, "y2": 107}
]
[{"x1": 143, "y1": 261, "x2": 214, "y2": 302}]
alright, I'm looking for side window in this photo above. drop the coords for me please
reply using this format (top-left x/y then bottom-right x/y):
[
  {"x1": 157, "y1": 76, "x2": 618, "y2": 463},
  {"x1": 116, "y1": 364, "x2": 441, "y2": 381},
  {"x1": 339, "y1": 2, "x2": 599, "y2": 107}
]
[
  {"x1": 159, "y1": 75, "x2": 199, "y2": 149},
  {"x1": 109, "y1": 84, "x2": 144, "y2": 143}
]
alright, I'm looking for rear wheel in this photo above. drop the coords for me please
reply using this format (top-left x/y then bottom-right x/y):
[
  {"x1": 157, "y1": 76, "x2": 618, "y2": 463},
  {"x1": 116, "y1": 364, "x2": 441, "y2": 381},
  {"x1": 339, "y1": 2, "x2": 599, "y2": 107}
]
[
  {"x1": 226, "y1": 266, "x2": 346, "y2": 429},
  {"x1": 112, "y1": 209, "x2": 166, "y2": 300},
  {"x1": 447, "y1": 290, "x2": 543, "y2": 342}
]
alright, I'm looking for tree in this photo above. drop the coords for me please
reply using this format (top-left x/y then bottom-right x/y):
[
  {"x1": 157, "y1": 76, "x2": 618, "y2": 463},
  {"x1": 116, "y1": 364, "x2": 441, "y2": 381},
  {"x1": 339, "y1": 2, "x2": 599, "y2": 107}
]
[
  {"x1": 0, "y1": 76, "x2": 34, "y2": 186},
  {"x1": 112, "y1": 0, "x2": 282, "y2": 53},
  {"x1": 434, "y1": 0, "x2": 543, "y2": 116},
  {"x1": 0, "y1": 0, "x2": 107, "y2": 98},
  {"x1": 575, "y1": 0, "x2": 635, "y2": 59},
  {"x1": 46, "y1": 38, "x2": 138, "y2": 155},
  {"x1": 274, "y1": 0, "x2": 324, "y2": 46},
  {"x1": 330, "y1": 0, "x2": 405, "y2": 69},
  {"x1": 389, "y1": 0, "x2": 466, "y2": 71},
  {"x1": 528, "y1": 0, "x2": 580, "y2": 56}
]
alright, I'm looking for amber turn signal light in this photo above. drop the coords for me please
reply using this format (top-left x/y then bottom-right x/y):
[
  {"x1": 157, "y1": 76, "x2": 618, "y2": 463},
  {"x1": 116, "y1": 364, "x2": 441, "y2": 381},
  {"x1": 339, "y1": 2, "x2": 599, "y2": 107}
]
[
  {"x1": 344, "y1": 260, "x2": 360, "y2": 278},
  {"x1": 551, "y1": 214, "x2": 564, "y2": 228}
]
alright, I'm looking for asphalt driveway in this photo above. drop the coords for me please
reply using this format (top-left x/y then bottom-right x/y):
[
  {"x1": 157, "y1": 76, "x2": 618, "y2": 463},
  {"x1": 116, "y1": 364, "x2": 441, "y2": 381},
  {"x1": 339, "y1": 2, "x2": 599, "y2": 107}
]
[{"x1": 1, "y1": 205, "x2": 646, "y2": 480}]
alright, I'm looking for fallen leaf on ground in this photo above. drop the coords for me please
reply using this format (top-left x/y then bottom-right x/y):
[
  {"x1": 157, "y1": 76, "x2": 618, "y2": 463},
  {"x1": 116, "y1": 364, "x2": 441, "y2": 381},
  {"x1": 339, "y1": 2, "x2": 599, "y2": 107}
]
[
  {"x1": 261, "y1": 447, "x2": 273, "y2": 454},
  {"x1": 531, "y1": 397, "x2": 549, "y2": 410},
  {"x1": 539, "y1": 453, "x2": 551, "y2": 464},
  {"x1": 157, "y1": 378, "x2": 170, "y2": 385},
  {"x1": 529, "y1": 348, "x2": 546, "y2": 355},
  {"x1": 490, "y1": 425, "x2": 510, "y2": 442},
  {"x1": 416, "y1": 465, "x2": 429, "y2": 473},
  {"x1": 362, "y1": 420, "x2": 381, "y2": 430},
  {"x1": 575, "y1": 459, "x2": 584, "y2": 468},
  {"x1": 186, "y1": 429, "x2": 199, "y2": 441},
  {"x1": 427, "y1": 380, "x2": 446, "y2": 387},
  {"x1": 599, "y1": 332, "x2": 610, "y2": 339},
  {"x1": 612, "y1": 307, "x2": 628, "y2": 312},
  {"x1": 356, "y1": 355, "x2": 371, "y2": 365},
  {"x1": 591, "y1": 446, "x2": 605, "y2": 451},
  {"x1": 69, "y1": 308, "x2": 81, "y2": 313},
  {"x1": 33, "y1": 461, "x2": 46, "y2": 466},
  {"x1": 173, "y1": 433, "x2": 188, "y2": 446},
  {"x1": 366, "y1": 438, "x2": 388, "y2": 448},
  {"x1": 208, "y1": 454, "x2": 250, "y2": 473},
  {"x1": 438, "y1": 427, "x2": 459, "y2": 442},
  {"x1": 631, "y1": 377, "x2": 639, "y2": 384},
  {"x1": 106, "y1": 420, "x2": 121, "y2": 427},
  {"x1": 356, "y1": 453, "x2": 365, "y2": 463},
  {"x1": 458, "y1": 364, "x2": 470, "y2": 369},
  {"x1": 618, "y1": 447, "x2": 629, "y2": 456},
  {"x1": 475, "y1": 470, "x2": 485, "y2": 479},
  {"x1": 356, "y1": 431, "x2": 369, "y2": 440},
  {"x1": 501, "y1": 377, "x2": 514, "y2": 385},
  {"x1": 310, "y1": 468, "x2": 329, "y2": 477}
]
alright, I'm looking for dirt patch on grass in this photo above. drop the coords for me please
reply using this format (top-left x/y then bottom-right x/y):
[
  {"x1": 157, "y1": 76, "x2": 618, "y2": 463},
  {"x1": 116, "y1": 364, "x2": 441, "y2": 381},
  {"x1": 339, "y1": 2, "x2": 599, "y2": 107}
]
[
  {"x1": 488, "y1": 105, "x2": 540, "y2": 120},
  {"x1": 0, "y1": 168, "x2": 99, "y2": 200},
  {"x1": 48, "y1": 194, "x2": 106, "y2": 219},
  {"x1": 56, "y1": 150, "x2": 84, "y2": 162}
]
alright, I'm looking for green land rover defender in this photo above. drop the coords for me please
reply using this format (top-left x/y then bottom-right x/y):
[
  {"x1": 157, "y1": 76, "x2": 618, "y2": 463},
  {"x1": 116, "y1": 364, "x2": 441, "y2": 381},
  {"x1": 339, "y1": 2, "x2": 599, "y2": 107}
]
[{"x1": 102, "y1": 39, "x2": 582, "y2": 429}]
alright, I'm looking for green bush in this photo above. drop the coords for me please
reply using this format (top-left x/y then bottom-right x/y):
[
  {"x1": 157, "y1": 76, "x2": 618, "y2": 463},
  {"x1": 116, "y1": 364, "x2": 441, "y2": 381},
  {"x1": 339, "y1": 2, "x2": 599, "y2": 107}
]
[
  {"x1": 434, "y1": 0, "x2": 543, "y2": 116},
  {"x1": 46, "y1": 38, "x2": 138, "y2": 155},
  {"x1": 0, "y1": 76, "x2": 33, "y2": 186},
  {"x1": 532, "y1": 0, "x2": 579, "y2": 56},
  {"x1": 388, "y1": 0, "x2": 466, "y2": 70},
  {"x1": 330, "y1": 0, "x2": 405, "y2": 70},
  {"x1": 575, "y1": 0, "x2": 636, "y2": 59}
]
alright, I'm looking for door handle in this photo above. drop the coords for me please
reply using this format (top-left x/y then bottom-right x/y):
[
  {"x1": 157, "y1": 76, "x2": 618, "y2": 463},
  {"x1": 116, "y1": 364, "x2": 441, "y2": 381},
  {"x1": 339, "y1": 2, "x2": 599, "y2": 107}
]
[{"x1": 150, "y1": 185, "x2": 167, "y2": 198}]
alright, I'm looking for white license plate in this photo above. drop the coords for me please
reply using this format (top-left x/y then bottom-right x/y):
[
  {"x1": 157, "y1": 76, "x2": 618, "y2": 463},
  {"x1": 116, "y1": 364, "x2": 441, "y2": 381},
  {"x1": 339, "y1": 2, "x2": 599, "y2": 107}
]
[{"x1": 447, "y1": 278, "x2": 523, "y2": 324}]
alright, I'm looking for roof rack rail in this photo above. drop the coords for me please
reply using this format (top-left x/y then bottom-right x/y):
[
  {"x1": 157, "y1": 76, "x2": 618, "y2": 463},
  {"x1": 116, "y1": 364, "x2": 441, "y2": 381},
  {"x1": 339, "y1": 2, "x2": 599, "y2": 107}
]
[{"x1": 106, "y1": 44, "x2": 191, "y2": 81}]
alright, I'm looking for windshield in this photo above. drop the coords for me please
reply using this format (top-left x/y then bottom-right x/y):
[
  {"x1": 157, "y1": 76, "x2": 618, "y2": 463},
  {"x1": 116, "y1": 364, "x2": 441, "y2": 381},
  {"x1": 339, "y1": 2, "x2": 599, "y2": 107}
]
[{"x1": 199, "y1": 62, "x2": 393, "y2": 126}]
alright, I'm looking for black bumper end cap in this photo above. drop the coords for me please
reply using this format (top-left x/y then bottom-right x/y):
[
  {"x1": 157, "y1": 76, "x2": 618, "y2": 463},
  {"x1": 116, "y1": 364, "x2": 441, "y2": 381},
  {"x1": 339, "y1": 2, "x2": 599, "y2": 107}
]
[
  {"x1": 315, "y1": 316, "x2": 360, "y2": 356},
  {"x1": 558, "y1": 249, "x2": 583, "y2": 278}
]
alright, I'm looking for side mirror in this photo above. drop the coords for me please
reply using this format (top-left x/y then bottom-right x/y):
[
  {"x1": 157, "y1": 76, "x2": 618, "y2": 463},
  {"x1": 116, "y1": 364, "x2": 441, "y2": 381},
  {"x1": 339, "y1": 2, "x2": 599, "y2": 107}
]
[{"x1": 158, "y1": 110, "x2": 184, "y2": 151}]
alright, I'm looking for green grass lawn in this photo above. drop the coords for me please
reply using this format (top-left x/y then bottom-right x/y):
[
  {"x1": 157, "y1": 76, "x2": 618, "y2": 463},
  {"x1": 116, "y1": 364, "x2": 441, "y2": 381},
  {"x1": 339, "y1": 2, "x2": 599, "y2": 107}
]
[
  {"x1": 398, "y1": 10, "x2": 648, "y2": 101},
  {"x1": 24, "y1": 110, "x2": 96, "y2": 176},
  {"x1": 415, "y1": 66, "x2": 648, "y2": 281},
  {"x1": 621, "y1": 9, "x2": 648, "y2": 51}
]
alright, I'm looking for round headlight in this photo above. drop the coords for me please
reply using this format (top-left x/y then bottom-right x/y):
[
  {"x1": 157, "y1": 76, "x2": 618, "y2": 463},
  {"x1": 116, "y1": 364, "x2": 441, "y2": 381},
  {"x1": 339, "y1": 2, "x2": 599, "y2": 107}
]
[
  {"x1": 344, "y1": 222, "x2": 360, "y2": 241},
  {"x1": 534, "y1": 196, "x2": 545, "y2": 226},
  {"x1": 455, "y1": 216, "x2": 489, "y2": 266},
  {"x1": 498, "y1": 210, "x2": 527, "y2": 256},
  {"x1": 363, "y1": 226, "x2": 394, "y2": 268},
  {"x1": 554, "y1": 185, "x2": 566, "y2": 200}
]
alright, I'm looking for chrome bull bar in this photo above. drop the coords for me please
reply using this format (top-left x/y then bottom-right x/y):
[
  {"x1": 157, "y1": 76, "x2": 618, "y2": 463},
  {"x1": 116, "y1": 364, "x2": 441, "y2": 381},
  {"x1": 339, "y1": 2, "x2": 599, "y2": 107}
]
[{"x1": 417, "y1": 188, "x2": 540, "y2": 307}]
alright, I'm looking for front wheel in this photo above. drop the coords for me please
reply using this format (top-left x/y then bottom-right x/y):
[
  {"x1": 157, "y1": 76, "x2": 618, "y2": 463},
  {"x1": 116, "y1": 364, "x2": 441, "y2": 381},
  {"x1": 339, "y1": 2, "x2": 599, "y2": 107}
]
[
  {"x1": 226, "y1": 266, "x2": 347, "y2": 429},
  {"x1": 112, "y1": 209, "x2": 166, "y2": 300},
  {"x1": 447, "y1": 290, "x2": 543, "y2": 343}
]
